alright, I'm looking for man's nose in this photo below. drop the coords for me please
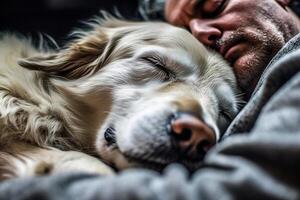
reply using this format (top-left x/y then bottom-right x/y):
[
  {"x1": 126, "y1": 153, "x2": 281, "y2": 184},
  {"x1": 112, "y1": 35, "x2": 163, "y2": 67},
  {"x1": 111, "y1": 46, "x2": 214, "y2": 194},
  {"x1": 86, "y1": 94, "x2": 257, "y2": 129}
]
[
  {"x1": 189, "y1": 19, "x2": 222, "y2": 47},
  {"x1": 170, "y1": 112, "x2": 216, "y2": 159}
]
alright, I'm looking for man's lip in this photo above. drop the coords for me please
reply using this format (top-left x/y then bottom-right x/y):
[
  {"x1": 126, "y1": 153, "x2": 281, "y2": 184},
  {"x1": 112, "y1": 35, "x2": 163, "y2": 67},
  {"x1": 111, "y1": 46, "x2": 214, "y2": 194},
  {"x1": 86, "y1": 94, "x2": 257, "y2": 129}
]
[
  {"x1": 219, "y1": 37, "x2": 245, "y2": 58},
  {"x1": 224, "y1": 43, "x2": 247, "y2": 64},
  {"x1": 220, "y1": 42, "x2": 232, "y2": 56}
]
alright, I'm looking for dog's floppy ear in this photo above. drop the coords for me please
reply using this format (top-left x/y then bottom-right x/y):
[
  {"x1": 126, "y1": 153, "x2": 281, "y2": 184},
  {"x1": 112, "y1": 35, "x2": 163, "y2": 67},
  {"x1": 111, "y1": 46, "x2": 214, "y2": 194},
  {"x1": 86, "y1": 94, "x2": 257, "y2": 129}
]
[{"x1": 18, "y1": 30, "x2": 110, "y2": 79}]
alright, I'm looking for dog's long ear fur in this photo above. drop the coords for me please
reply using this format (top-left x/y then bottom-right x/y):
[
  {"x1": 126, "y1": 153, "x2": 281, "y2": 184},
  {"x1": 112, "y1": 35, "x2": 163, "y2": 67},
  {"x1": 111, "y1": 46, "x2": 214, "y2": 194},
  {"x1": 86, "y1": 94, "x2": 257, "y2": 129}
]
[{"x1": 18, "y1": 26, "x2": 111, "y2": 79}]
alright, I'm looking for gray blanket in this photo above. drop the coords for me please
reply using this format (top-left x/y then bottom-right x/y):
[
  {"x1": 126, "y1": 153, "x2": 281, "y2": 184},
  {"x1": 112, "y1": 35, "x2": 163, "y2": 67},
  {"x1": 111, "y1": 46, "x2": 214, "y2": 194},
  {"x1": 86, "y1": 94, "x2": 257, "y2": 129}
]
[{"x1": 1, "y1": 33, "x2": 300, "y2": 200}]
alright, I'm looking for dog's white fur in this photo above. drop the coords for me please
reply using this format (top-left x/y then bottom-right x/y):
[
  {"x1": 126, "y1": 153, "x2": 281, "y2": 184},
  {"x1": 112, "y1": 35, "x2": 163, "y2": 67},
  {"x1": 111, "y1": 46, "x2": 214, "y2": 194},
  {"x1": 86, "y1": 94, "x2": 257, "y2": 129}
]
[{"x1": 0, "y1": 18, "x2": 240, "y2": 179}]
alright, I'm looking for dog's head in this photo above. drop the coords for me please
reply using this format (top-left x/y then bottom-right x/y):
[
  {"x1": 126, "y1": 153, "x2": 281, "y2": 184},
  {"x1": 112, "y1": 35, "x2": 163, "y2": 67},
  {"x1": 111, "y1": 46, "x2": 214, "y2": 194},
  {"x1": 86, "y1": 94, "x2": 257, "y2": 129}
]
[{"x1": 19, "y1": 18, "x2": 240, "y2": 171}]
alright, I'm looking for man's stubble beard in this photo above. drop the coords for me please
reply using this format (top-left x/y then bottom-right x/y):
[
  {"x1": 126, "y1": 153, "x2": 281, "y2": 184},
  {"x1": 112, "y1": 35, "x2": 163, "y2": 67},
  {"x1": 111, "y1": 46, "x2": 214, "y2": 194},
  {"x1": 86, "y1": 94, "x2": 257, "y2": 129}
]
[
  {"x1": 235, "y1": 47, "x2": 269, "y2": 97},
  {"x1": 219, "y1": 27, "x2": 284, "y2": 98}
]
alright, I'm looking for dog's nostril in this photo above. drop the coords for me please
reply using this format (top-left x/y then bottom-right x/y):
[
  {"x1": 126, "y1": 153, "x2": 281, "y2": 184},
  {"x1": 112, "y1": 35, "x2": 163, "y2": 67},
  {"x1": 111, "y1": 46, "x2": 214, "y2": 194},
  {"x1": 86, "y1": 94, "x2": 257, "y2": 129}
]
[
  {"x1": 104, "y1": 127, "x2": 116, "y2": 144},
  {"x1": 172, "y1": 128, "x2": 192, "y2": 141},
  {"x1": 196, "y1": 140, "x2": 211, "y2": 154}
]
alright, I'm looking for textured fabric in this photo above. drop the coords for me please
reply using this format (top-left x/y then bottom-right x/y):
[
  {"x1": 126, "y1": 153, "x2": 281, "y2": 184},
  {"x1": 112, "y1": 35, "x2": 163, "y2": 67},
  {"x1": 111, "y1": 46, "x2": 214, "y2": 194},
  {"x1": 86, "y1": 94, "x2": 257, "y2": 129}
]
[
  {"x1": 224, "y1": 33, "x2": 300, "y2": 137},
  {"x1": 0, "y1": 34, "x2": 300, "y2": 200}
]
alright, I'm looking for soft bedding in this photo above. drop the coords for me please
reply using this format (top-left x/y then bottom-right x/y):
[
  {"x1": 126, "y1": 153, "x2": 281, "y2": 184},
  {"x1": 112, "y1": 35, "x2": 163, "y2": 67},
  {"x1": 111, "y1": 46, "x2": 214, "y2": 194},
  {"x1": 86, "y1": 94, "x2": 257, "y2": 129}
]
[{"x1": 1, "y1": 33, "x2": 300, "y2": 200}]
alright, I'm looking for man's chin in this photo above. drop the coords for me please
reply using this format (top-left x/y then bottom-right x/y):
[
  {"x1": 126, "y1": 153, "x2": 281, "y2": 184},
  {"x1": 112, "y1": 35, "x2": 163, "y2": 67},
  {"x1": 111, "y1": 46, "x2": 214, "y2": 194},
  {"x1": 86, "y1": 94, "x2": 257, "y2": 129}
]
[{"x1": 232, "y1": 54, "x2": 264, "y2": 97}]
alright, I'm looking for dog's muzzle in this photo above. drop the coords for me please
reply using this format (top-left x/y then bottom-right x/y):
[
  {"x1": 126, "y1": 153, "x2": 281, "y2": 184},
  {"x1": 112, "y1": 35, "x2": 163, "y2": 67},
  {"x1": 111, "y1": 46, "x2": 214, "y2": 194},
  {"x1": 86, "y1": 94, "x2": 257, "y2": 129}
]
[{"x1": 105, "y1": 110, "x2": 216, "y2": 171}]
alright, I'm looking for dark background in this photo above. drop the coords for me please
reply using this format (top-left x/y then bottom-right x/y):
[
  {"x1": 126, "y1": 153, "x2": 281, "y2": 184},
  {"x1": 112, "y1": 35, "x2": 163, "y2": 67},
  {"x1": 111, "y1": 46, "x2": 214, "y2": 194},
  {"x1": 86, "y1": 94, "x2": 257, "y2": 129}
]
[
  {"x1": 0, "y1": 0, "x2": 140, "y2": 44},
  {"x1": 1, "y1": 0, "x2": 299, "y2": 45}
]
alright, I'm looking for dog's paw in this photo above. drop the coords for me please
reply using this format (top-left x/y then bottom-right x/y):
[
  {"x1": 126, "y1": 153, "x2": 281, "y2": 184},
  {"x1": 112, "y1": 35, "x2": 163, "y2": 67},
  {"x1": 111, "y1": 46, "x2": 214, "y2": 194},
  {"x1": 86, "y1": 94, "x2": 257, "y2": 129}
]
[
  {"x1": 55, "y1": 151, "x2": 115, "y2": 175},
  {"x1": 0, "y1": 151, "x2": 17, "y2": 180}
]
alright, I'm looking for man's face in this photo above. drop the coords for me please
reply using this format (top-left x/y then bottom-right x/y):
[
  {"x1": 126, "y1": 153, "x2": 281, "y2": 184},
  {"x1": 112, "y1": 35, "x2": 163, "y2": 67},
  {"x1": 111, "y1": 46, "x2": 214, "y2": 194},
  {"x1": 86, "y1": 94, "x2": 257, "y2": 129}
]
[{"x1": 165, "y1": 0, "x2": 300, "y2": 96}]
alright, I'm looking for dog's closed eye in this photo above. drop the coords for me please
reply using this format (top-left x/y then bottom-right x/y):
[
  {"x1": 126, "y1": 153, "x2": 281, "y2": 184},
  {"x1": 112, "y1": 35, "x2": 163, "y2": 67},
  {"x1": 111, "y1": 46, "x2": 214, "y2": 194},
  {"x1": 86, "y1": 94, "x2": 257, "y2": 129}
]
[{"x1": 139, "y1": 55, "x2": 176, "y2": 81}]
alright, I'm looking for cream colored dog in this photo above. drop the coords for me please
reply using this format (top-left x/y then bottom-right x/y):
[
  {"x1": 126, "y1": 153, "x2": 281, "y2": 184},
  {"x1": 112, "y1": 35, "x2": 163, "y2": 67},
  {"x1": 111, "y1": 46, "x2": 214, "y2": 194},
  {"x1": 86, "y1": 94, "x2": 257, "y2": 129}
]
[{"x1": 0, "y1": 17, "x2": 240, "y2": 179}]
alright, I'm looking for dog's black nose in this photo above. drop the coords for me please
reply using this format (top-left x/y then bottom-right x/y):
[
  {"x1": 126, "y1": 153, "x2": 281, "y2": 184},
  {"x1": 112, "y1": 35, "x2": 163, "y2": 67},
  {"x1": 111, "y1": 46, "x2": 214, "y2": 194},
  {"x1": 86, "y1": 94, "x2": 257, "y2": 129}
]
[
  {"x1": 104, "y1": 127, "x2": 116, "y2": 145},
  {"x1": 169, "y1": 112, "x2": 216, "y2": 159}
]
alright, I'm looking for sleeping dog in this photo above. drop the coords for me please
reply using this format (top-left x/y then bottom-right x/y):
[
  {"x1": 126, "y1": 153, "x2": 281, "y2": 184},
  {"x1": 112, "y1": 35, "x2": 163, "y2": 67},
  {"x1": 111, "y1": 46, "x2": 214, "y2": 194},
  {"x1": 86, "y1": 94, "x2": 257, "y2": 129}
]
[{"x1": 0, "y1": 17, "x2": 240, "y2": 179}]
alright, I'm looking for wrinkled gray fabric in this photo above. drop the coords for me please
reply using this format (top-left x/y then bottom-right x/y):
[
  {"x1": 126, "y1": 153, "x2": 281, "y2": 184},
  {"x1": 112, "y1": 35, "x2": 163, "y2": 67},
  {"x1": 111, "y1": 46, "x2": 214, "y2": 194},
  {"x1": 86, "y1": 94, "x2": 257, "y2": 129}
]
[{"x1": 1, "y1": 33, "x2": 300, "y2": 200}]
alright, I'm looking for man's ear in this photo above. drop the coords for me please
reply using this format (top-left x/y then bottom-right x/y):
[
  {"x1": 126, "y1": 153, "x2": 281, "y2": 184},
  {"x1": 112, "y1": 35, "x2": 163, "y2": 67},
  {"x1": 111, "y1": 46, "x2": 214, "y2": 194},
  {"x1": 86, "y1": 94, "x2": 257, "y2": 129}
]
[
  {"x1": 276, "y1": 0, "x2": 290, "y2": 8},
  {"x1": 18, "y1": 29, "x2": 110, "y2": 80}
]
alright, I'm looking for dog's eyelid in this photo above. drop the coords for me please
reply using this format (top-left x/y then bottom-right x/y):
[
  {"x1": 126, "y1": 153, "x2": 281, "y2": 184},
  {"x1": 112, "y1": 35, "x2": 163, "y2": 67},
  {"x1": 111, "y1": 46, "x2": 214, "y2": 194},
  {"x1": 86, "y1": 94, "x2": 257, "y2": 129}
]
[
  {"x1": 140, "y1": 55, "x2": 173, "y2": 72},
  {"x1": 139, "y1": 54, "x2": 165, "y2": 67},
  {"x1": 137, "y1": 52, "x2": 178, "y2": 82}
]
